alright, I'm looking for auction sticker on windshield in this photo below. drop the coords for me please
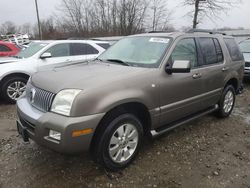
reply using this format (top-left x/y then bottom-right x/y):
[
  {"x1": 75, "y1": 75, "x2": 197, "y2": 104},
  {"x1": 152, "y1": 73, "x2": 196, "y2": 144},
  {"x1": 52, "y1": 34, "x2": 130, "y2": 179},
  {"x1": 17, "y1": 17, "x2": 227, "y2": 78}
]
[{"x1": 149, "y1": 38, "x2": 170, "y2": 44}]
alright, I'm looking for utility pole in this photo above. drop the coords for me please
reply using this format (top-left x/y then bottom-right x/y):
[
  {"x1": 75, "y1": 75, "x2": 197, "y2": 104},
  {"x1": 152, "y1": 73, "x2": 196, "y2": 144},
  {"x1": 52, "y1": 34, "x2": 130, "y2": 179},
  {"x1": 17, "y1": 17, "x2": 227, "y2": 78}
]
[{"x1": 35, "y1": 0, "x2": 42, "y2": 40}]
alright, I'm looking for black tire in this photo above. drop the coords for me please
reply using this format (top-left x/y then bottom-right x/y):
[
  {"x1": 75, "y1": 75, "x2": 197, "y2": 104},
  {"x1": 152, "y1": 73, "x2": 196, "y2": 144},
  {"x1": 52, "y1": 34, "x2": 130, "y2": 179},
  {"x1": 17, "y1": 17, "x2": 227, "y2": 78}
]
[
  {"x1": 216, "y1": 85, "x2": 236, "y2": 118},
  {"x1": 93, "y1": 113, "x2": 143, "y2": 171},
  {"x1": 1, "y1": 76, "x2": 28, "y2": 104}
]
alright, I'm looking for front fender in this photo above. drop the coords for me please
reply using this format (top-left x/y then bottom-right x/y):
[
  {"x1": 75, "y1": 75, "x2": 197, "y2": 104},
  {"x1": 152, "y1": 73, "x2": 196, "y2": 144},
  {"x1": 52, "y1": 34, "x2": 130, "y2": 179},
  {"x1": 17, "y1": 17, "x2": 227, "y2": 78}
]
[{"x1": 71, "y1": 87, "x2": 158, "y2": 117}]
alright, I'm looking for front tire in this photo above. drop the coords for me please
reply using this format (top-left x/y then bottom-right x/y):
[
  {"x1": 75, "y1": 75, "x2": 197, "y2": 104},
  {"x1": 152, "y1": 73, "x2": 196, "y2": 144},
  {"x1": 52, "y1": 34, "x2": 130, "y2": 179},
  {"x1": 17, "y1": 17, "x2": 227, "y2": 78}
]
[
  {"x1": 1, "y1": 76, "x2": 28, "y2": 104},
  {"x1": 94, "y1": 113, "x2": 143, "y2": 171},
  {"x1": 216, "y1": 85, "x2": 236, "y2": 118}
]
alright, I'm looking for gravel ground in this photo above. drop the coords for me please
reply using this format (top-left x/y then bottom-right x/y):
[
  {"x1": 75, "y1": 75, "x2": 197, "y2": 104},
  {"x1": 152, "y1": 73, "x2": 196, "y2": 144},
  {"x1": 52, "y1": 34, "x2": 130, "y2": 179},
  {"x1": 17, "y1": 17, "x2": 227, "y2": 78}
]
[{"x1": 0, "y1": 82, "x2": 250, "y2": 188}]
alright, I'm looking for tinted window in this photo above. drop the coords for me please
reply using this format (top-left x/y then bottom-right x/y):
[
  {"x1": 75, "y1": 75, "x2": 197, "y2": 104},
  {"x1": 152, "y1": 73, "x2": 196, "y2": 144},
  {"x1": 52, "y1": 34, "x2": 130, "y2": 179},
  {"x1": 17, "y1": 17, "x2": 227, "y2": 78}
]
[
  {"x1": 213, "y1": 38, "x2": 224, "y2": 63},
  {"x1": 199, "y1": 38, "x2": 217, "y2": 65},
  {"x1": 170, "y1": 38, "x2": 198, "y2": 68},
  {"x1": 225, "y1": 38, "x2": 244, "y2": 61},
  {"x1": 96, "y1": 43, "x2": 111, "y2": 49},
  {"x1": 46, "y1": 44, "x2": 70, "y2": 57},
  {"x1": 224, "y1": 39, "x2": 244, "y2": 61},
  {"x1": 0, "y1": 44, "x2": 11, "y2": 52},
  {"x1": 70, "y1": 43, "x2": 99, "y2": 55}
]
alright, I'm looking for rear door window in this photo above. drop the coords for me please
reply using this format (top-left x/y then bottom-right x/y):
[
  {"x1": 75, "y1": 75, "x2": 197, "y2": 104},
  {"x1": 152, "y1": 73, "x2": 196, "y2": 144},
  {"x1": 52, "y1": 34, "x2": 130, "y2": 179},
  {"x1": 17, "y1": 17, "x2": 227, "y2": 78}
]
[
  {"x1": 213, "y1": 38, "x2": 224, "y2": 63},
  {"x1": 70, "y1": 43, "x2": 99, "y2": 56},
  {"x1": 224, "y1": 38, "x2": 244, "y2": 61},
  {"x1": 96, "y1": 43, "x2": 111, "y2": 49},
  {"x1": 199, "y1": 38, "x2": 218, "y2": 65},
  {"x1": 0, "y1": 44, "x2": 11, "y2": 52}
]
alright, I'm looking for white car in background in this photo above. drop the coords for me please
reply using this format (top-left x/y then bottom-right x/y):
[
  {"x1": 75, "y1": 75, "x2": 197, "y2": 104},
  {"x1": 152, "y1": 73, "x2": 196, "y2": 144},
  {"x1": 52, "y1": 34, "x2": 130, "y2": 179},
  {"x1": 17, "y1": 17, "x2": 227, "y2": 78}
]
[{"x1": 0, "y1": 40, "x2": 109, "y2": 103}]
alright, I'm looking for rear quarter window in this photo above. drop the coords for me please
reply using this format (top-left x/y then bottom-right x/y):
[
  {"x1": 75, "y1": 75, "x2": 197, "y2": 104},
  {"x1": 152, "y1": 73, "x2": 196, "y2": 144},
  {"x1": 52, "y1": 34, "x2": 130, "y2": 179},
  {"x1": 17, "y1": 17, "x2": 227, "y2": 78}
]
[
  {"x1": 96, "y1": 43, "x2": 111, "y2": 49},
  {"x1": 70, "y1": 43, "x2": 99, "y2": 55},
  {"x1": 224, "y1": 38, "x2": 244, "y2": 61}
]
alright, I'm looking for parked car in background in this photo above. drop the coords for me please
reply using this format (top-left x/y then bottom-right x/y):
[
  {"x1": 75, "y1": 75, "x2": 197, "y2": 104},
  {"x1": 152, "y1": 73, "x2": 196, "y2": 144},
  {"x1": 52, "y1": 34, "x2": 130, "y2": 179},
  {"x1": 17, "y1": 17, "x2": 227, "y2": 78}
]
[
  {"x1": 17, "y1": 30, "x2": 244, "y2": 170},
  {"x1": 239, "y1": 39, "x2": 250, "y2": 78},
  {"x1": 0, "y1": 40, "x2": 109, "y2": 103},
  {"x1": 0, "y1": 41, "x2": 20, "y2": 57}
]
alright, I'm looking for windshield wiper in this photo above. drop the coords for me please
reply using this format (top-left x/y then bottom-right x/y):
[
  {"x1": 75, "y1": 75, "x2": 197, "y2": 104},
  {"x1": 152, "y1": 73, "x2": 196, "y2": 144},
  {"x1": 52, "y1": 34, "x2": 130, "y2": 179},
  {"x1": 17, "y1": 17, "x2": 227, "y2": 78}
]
[{"x1": 106, "y1": 59, "x2": 130, "y2": 66}]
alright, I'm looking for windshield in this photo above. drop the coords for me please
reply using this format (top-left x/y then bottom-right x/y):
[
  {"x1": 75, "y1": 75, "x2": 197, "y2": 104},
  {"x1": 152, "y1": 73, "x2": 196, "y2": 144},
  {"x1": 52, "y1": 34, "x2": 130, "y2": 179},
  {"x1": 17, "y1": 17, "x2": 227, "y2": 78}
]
[
  {"x1": 16, "y1": 42, "x2": 48, "y2": 58},
  {"x1": 98, "y1": 36, "x2": 171, "y2": 68},
  {"x1": 239, "y1": 40, "x2": 250, "y2": 53}
]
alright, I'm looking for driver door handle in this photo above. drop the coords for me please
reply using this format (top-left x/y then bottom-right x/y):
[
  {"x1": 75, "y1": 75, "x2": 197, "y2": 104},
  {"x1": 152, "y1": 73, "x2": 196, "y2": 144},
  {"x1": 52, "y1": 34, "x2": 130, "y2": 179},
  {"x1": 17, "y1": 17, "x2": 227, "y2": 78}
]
[
  {"x1": 192, "y1": 73, "x2": 202, "y2": 79},
  {"x1": 222, "y1": 67, "x2": 229, "y2": 72}
]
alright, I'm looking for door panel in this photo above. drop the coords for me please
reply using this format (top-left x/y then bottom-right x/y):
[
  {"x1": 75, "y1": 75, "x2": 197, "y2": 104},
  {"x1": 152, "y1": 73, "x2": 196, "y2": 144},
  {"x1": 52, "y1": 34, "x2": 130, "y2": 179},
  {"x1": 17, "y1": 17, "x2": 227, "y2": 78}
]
[
  {"x1": 158, "y1": 69, "x2": 207, "y2": 127},
  {"x1": 158, "y1": 38, "x2": 207, "y2": 127}
]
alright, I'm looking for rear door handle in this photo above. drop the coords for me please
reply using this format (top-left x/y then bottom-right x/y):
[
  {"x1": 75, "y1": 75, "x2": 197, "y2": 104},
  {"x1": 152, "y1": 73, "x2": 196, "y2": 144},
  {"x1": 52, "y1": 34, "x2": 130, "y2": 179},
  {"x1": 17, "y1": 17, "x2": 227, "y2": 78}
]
[
  {"x1": 192, "y1": 73, "x2": 202, "y2": 79},
  {"x1": 222, "y1": 67, "x2": 229, "y2": 72}
]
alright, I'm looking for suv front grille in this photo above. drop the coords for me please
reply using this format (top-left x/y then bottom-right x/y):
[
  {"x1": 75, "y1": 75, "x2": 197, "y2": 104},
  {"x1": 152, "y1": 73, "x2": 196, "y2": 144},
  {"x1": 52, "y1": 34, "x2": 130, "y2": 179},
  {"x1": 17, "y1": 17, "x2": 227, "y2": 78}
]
[
  {"x1": 246, "y1": 62, "x2": 250, "y2": 67},
  {"x1": 26, "y1": 84, "x2": 55, "y2": 112}
]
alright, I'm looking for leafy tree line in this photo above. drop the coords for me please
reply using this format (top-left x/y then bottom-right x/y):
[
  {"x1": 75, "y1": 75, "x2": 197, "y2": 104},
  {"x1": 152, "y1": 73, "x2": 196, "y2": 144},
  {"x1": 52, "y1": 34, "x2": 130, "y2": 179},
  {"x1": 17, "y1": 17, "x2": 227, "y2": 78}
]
[{"x1": 0, "y1": 0, "x2": 242, "y2": 39}]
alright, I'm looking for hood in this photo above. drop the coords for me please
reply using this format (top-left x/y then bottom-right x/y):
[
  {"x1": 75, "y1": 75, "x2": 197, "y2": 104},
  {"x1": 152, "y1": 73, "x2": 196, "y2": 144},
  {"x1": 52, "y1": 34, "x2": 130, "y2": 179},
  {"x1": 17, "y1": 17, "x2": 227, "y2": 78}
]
[
  {"x1": 31, "y1": 61, "x2": 150, "y2": 93},
  {"x1": 0, "y1": 57, "x2": 20, "y2": 64},
  {"x1": 243, "y1": 53, "x2": 250, "y2": 62}
]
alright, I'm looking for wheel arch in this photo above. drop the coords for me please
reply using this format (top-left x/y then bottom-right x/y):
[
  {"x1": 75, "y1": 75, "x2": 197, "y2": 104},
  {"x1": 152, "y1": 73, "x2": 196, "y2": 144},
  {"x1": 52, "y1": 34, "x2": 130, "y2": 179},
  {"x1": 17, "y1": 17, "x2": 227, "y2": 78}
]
[
  {"x1": 90, "y1": 101, "x2": 152, "y2": 152},
  {"x1": 0, "y1": 72, "x2": 30, "y2": 87},
  {"x1": 224, "y1": 77, "x2": 238, "y2": 92}
]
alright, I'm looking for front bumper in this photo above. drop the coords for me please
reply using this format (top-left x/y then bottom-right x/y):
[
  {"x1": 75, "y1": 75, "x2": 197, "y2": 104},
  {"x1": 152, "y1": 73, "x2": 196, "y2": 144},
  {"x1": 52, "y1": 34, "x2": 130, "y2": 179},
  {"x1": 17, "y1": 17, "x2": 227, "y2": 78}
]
[
  {"x1": 244, "y1": 67, "x2": 250, "y2": 78},
  {"x1": 16, "y1": 97, "x2": 105, "y2": 154}
]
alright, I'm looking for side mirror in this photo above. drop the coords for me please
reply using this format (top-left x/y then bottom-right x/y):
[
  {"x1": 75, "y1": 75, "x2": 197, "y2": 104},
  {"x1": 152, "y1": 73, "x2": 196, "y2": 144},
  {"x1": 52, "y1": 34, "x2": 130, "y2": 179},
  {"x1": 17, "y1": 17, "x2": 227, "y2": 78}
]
[
  {"x1": 40, "y1": 52, "x2": 52, "y2": 59},
  {"x1": 165, "y1": 60, "x2": 191, "y2": 74}
]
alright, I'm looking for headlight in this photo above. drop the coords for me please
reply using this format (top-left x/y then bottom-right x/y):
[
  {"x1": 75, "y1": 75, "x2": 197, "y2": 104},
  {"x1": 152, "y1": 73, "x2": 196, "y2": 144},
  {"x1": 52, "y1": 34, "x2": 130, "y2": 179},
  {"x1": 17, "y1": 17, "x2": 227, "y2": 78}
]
[{"x1": 51, "y1": 89, "x2": 82, "y2": 116}]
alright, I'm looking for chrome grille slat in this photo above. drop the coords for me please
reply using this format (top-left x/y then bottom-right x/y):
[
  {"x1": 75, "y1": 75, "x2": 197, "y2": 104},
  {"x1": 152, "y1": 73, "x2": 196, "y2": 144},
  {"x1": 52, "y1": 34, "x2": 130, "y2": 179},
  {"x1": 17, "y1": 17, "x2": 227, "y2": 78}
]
[{"x1": 26, "y1": 85, "x2": 55, "y2": 112}]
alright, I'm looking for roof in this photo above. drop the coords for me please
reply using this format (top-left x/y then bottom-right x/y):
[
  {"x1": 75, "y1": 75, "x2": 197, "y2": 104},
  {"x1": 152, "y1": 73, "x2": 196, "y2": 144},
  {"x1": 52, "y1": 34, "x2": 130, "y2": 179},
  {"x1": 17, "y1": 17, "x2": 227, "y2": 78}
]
[
  {"x1": 0, "y1": 40, "x2": 16, "y2": 45},
  {"x1": 29, "y1": 40, "x2": 110, "y2": 44}
]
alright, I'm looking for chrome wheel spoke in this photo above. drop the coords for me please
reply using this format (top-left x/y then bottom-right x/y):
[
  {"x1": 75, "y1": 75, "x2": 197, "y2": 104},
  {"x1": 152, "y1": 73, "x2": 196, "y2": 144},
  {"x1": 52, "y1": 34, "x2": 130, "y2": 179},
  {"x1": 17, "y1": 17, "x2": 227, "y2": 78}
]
[
  {"x1": 124, "y1": 124, "x2": 133, "y2": 137},
  {"x1": 109, "y1": 145, "x2": 120, "y2": 157},
  {"x1": 128, "y1": 130, "x2": 138, "y2": 140},
  {"x1": 117, "y1": 126, "x2": 125, "y2": 137},
  {"x1": 127, "y1": 140, "x2": 137, "y2": 149},
  {"x1": 19, "y1": 86, "x2": 26, "y2": 92},
  {"x1": 123, "y1": 148, "x2": 131, "y2": 159},
  {"x1": 7, "y1": 86, "x2": 16, "y2": 92},
  {"x1": 114, "y1": 149, "x2": 123, "y2": 161},
  {"x1": 110, "y1": 135, "x2": 119, "y2": 145}
]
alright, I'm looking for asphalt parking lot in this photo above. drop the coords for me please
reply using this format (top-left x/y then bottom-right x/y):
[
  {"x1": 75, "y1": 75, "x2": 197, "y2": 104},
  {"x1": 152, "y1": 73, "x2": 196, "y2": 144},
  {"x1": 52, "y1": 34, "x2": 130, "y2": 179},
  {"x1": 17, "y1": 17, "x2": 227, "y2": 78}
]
[{"x1": 0, "y1": 82, "x2": 250, "y2": 188}]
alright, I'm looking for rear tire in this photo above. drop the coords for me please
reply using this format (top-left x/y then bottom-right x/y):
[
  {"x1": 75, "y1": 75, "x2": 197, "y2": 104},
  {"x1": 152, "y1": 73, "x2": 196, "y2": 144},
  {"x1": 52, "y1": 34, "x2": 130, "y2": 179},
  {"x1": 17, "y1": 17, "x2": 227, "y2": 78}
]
[
  {"x1": 1, "y1": 76, "x2": 28, "y2": 104},
  {"x1": 93, "y1": 113, "x2": 143, "y2": 171},
  {"x1": 216, "y1": 85, "x2": 236, "y2": 118}
]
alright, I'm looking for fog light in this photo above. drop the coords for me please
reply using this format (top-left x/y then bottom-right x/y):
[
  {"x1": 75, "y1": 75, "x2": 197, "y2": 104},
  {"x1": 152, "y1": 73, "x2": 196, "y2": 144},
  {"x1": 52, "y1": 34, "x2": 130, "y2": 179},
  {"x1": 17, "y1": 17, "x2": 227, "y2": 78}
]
[{"x1": 49, "y1": 130, "x2": 61, "y2": 140}]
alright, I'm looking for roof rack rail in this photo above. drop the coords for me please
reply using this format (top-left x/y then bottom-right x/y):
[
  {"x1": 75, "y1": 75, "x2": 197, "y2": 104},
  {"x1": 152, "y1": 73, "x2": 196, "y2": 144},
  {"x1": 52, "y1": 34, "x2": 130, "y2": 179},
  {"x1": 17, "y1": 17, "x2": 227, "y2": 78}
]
[
  {"x1": 148, "y1": 31, "x2": 167, "y2": 33},
  {"x1": 187, "y1": 29, "x2": 226, "y2": 35}
]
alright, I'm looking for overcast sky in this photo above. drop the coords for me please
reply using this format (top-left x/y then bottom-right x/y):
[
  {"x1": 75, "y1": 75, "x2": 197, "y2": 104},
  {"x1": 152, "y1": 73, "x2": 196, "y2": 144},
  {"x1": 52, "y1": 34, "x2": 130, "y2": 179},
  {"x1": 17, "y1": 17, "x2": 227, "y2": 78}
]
[{"x1": 0, "y1": 0, "x2": 250, "y2": 30}]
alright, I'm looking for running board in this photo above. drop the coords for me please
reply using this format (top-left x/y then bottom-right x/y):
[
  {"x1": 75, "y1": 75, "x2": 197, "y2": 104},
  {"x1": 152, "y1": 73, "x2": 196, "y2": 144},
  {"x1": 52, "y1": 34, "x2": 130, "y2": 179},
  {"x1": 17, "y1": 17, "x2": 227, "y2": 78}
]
[{"x1": 150, "y1": 104, "x2": 219, "y2": 137}]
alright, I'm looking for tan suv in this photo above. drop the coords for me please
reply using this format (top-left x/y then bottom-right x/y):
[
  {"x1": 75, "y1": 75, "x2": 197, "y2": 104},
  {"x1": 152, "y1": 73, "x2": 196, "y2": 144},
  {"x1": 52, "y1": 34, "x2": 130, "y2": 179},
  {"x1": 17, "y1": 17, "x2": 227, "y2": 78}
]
[{"x1": 16, "y1": 30, "x2": 244, "y2": 170}]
